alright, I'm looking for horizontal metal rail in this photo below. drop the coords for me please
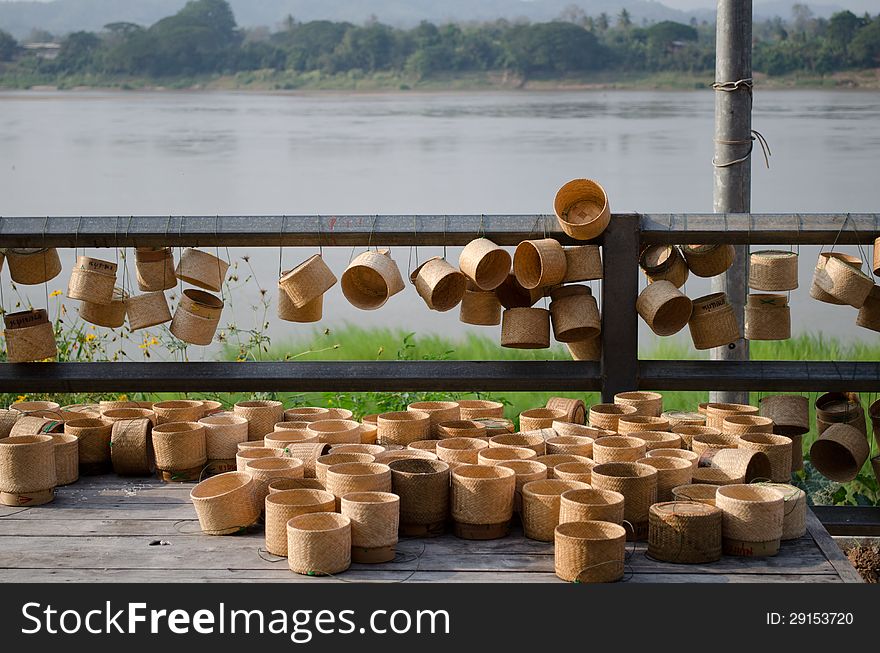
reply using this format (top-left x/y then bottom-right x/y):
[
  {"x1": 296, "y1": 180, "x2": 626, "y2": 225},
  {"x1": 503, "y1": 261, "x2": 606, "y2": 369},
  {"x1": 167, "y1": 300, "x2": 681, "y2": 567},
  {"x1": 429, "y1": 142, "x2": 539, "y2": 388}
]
[
  {"x1": 812, "y1": 506, "x2": 880, "y2": 537},
  {"x1": 0, "y1": 213, "x2": 877, "y2": 247}
]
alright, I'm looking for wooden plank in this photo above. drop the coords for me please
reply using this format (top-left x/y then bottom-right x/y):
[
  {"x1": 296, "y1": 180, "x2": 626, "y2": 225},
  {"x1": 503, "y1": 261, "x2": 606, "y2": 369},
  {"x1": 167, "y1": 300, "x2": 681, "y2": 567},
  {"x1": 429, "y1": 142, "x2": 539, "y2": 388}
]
[
  {"x1": 806, "y1": 509, "x2": 864, "y2": 584},
  {"x1": 0, "y1": 214, "x2": 876, "y2": 247},
  {"x1": 813, "y1": 506, "x2": 880, "y2": 537},
  {"x1": 600, "y1": 214, "x2": 640, "y2": 402}
]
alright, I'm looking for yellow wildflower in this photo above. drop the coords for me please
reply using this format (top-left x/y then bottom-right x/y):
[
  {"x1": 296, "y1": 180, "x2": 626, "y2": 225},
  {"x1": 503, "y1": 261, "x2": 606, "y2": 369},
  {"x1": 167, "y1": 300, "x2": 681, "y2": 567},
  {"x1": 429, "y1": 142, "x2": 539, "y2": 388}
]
[
  {"x1": 15, "y1": 395, "x2": 27, "y2": 402},
  {"x1": 118, "y1": 394, "x2": 128, "y2": 401},
  {"x1": 50, "y1": 290, "x2": 62, "y2": 298},
  {"x1": 85, "y1": 333, "x2": 97, "y2": 342}
]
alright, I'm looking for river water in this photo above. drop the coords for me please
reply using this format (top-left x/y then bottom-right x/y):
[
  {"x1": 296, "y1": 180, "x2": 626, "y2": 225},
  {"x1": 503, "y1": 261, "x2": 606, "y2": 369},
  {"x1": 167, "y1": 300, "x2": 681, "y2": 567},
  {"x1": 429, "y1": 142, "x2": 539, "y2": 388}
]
[{"x1": 1, "y1": 89, "x2": 878, "y2": 357}]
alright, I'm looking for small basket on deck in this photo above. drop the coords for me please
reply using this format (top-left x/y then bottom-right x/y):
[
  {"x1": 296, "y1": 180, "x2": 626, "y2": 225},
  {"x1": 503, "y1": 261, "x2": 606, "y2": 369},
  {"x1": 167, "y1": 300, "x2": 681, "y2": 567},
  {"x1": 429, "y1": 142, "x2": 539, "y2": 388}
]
[
  {"x1": 716, "y1": 484, "x2": 784, "y2": 557},
  {"x1": 647, "y1": 501, "x2": 722, "y2": 563},
  {"x1": 110, "y1": 418, "x2": 155, "y2": 476},
  {"x1": 342, "y1": 491, "x2": 400, "y2": 564},
  {"x1": 389, "y1": 458, "x2": 450, "y2": 537},
  {"x1": 0, "y1": 434, "x2": 56, "y2": 507},
  {"x1": 554, "y1": 520, "x2": 626, "y2": 583},
  {"x1": 451, "y1": 464, "x2": 515, "y2": 540},
  {"x1": 190, "y1": 471, "x2": 260, "y2": 535},
  {"x1": 287, "y1": 512, "x2": 351, "y2": 576}
]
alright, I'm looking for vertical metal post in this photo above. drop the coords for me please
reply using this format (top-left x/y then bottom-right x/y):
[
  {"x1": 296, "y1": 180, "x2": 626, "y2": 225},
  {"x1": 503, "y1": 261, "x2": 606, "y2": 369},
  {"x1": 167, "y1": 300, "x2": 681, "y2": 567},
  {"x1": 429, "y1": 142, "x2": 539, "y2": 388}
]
[
  {"x1": 601, "y1": 214, "x2": 640, "y2": 402},
  {"x1": 711, "y1": 0, "x2": 752, "y2": 405}
]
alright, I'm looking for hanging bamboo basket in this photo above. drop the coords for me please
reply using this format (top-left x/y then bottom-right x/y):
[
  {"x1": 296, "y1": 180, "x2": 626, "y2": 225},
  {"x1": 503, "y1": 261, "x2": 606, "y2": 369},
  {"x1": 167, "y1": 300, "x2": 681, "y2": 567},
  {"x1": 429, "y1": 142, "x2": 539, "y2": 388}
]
[
  {"x1": 67, "y1": 256, "x2": 118, "y2": 304},
  {"x1": 3, "y1": 309, "x2": 57, "y2": 362},
  {"x1": 688, "y1": 292, "x2": 741, "y2": 350},
  {"x1": 341, "y1": 249, "x2": 405, "y2": 310},
  {"x1": 554, "y1": 520, "x2": 626, "y2": 583},
  {"x1": 749, "y1": 250, "x2": 798, "y2": 291},
  {"x1": 459, "y1": 287, "x2": 502, "y2": 326},
  {"x1": 815, "y1": 392, "x2": 866, "y2": 436},
  {"x1": 636, "y1": 280, "x2": 692, "y2": 337},
  {"x1": 501, "y1": 307, "x2": 551, "y2": 349},
  {"x1": 744, "y1": 294, "x2": 790, "y2": 341},
  {"x1": 6, "y1": 248, "x2": 62, "y2": 285},
  {"x1": 278, "y1": 254, "x2": 337, "y2": 308},
  {"x1": 716, "y1": 485, "x2": 784, "y2": 557},
  {"x1": 389, "y1": 458, "x2": 449, "y2": 537},
  {"x1": 126, "y1": 291, "x2": 173, "y2": 331},
  {"x1": 810, "y1": 423, "x2": 870, "y2": 483},
  {"x1": 342, "y1": 491, "x2": 400, "y2": 564},
  {"x1": 458, "y1": 238, "x2": 511, "y2": 291},
  {"x1": 135, "y1": 247, "x2": 176, "y2": 292},
  {"x1": 640, "y1": 245, "x2": 688, "y2": 288},
  {"x1": 681, "y1": 244, "x2": 735, "y2": 278},
  {"x1": 549, "y1": 285, "x2": 600, "y2": 343},
  {"x1": 814, "y1": 255, "x2": 874, "y2": 308},
  {"x1": 170, "y1": 289, "x2": 224, "y2": 346},
  {"x1": 176, "y1": 248, "x2": 229, "y2": 292},
  {"x1": 80, "y1": 286, "x2": 128, "y2": 328},
  {"x1": 278, "y1": 275, "x2": 323, "y2": 323},
  {"x1": 810, "y1": 252, "x2": 862, "y2": 304},
  {"x1": 856, "y1": 285, "x2": 880, "y2": 333},
  {"x1": 513, "y1": 239, "x2": 567, "y2": 290},
  {"x1": 553, "y1": 178, "x2": 611, "y2": 241},
  {"x1": 563, "y1": 245, "x2": 603, "y2": 282},
  {"x1": 566, "y1": 336, "x2": 601, "y2": 361},
  {"x1": 494, "y1": 273, "x2": 543, "y2": 309}
]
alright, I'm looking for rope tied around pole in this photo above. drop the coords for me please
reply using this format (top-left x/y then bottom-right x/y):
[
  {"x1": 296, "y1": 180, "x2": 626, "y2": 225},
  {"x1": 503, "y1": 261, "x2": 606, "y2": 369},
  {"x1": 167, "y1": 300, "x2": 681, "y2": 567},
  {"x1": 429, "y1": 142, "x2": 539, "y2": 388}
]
[{"x1": 713, "y1": 130, "x2": 772, "y2": 169}]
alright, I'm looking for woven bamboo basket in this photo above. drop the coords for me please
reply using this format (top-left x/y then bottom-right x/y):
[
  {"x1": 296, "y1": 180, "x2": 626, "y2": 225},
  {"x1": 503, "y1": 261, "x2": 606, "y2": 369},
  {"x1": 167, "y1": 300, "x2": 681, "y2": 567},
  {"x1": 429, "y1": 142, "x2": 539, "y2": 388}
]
[
  {"x1": 857, "y1": 285, "x2": 880, "y2": 332},
  {"x1": 8, "y1": 415, "x2": 63, "y2": 437},
  {"x1": 200, "y1": 413, "x2": 249, "y2": 461},
  {"x1": 278, "y1": 254, "x2": 337, "y2": 308},
  {"x1": 705, "y1": 402, "x2": 759, "y2": 431},
  {"x1": 101, "y1": 407, "x2": 157, "y2": 426},
  {"x1": 756, "y1": 482, "x2": 806, "y2": 540},
  {"x1": 563, "y1": 245, "x2": 603, "y2": 282},
  {"x1": 814, "y1": 255, "x2": 874, "y2": 308},
  {"x1": 10, "y1": 400, "x2": 60, "y2": 417},
  {"x1": 315, "y1": 453, "x2": 376, "y2": 486},
  {"x1": 325, "y1": 462, "x2": 392, "y2": 509},
  {"x1": 151, "y1": 422, "x2": 207, "y2": 478},
  {"x1": 435, "y1": 437, "x2": 488, "y2": 467},
  {"x1": 236, "y1": 447, "x2": 281, "y2": 473},
  {"x1": 281, "y1": 443, "x2": 331, "y2": 479},
  {"x1": 471, "y1": 418, "x2": 515, "y2": 438},
  {"x1": 494, "y1": 273, "x2": 543, "y2": 309},
  {"x1": 478, "y1": 446, "x2": 537, "y2": 466},
  {"x1": 737, "y1": 433, "x2": 793, "y2": 482},
  {"x1": 663, "y1": 411, "x2": 706, "y2": 430},
  {"x1": 408, "y1": 440, "x2": 438, "y2": 455},
  {"x1": 125, "y1": 291, "x2": 173, "y2": 331},
  {"x1": 377, "y1": 411, "x2": 431, "y2": 446},
  {"x1": 287, "y1": 512, "x2": 351, "y2": 575},
  {"x1": 153, "y1": 400, "x2": 205, "y2": 425},
  {"x1": 246, "y1": 456, "x2": 305, "y2": 506},
  {"x1": 100, "y1": 399, "x2": 153, "y2": 410},
  {"x1": 555, "y1": 520, "x2": 625, "y2": 583},
  {"x1": 6, "y1": 248, "x2": 62, "y2": 285},
  {"x1": 692, "y1": 466, "x2": 744, "y2": 485},
  {"x1": 59, "y1": 404, "x2": 101, "y2": 421},
  {"x1": 410, "y1": 257, "x2": 467, "y2": 312},
  {"x1": 617, "y1": 415, "x2": 670, "y2": 435},
  {"x1": 513, "y1": 239, "x2": 567, "y2": 289},
  {"x1": 265, "y1": 430, "x2": 318, "y2": 449},
  {"x1": 238, "y1": 441, "x2": 268, "y2": 451},
  {"x1": 588, "y1": 403, "x2": 637, "y2": 432},
  {"x1": 592, "y1": 436, "x2": 646, "y2": 464},
  {"x1": 341, "y1": 492, "x2": 400, "y2": 564},
  {"x1": 234, "y1": 400, "x2": 284, "y2": 441},
  {"x1": 500, "y1": 307, "x2": 551, "y2": 349},
  {"x1": 744, "y1": 293, "x2": 790, "y2": 340},
  {"x1": 590, "y1": 462, "x2": 658, "y2": 541},
  {"x1": 519, "y1": 408, "x2": 565, "y2": 432},
  {"x1": 810, "y1": 252, "x2": 863, "y2": 304},
  {"x1": 759, "y1": 395, "x2": 809, "y2": 436},
  {"x1": 67, "y1": 256, "x2": 117, "y2": 304},
  {"x1": 373, "y1": 449, "x2": 438, "y2": 465},
  {"x1": 637, "y1": 456, "x2": 692, "y2": 502},
  {"x1": 389, "y1": 458, "x2": 449, "y2": 536},
  {"x1": 457, "y1": 400, "x2": 504, "y2": 420},
  {"x1": 810, "y1": 423, "x2": 870, "y2": 483},
  {"x1": 436, "y1": 420, "x2": 488, "y2": 440},
  {"x1": 284, "y1": 407, "x2": 332, "y2": 423},
  {"x1": 749, "y1": 250, "x2": 798, "y2": 291},
  {"x1": 3, "y1": 309, "x2": 57, "y2": 362},
  {"x1": 459, "y1": 238, "x2": 511, "y2": 291},
  {"x1": 545, "y1": 398, "x2": 586, "y2": 425},
  {"x1": 716, "y1": 484, "x2": 784, "y2": 556},
  {"x1": 65, "y1": 418, "x2": 112, "y2": 471},
  {"x1": 553, "y1": 179, "x2": 611, "y2": 241},
  {"x1": 408, "y1": 401, "x2": 460, "y2": 439},
  {"x1": 190, "y1": 471, "x2": 259, "y2": 535},
  {"x1": 640, "y1": 245, "x2": 689, "y2": 288},
  {"x1": 536, "y1": 454, "x2": 591, "y2": 478},
  {"x1": 80, "y1": 287, "x2": 128, "y2": 328},
  {"x1": 699, "y1": 447, "x2": 772, "y2": 484},
  {"x1": 636, "y1": 281, "x2": 692, "y2": 336},
  {"x1": 553, "y1": 461, "x2": 596, "y2": 484},
  {"x1": 341, "y1": 249, "x2": 405, "y2": 310},
  {"x1": 278, "y1": 280, "x2": 323, "y2": 323},
  {"x1": 688, "y1": 292, "x2": 741, "y2": 350},
  {"x1": 545, "y1": 435, "x2": 593, "y2": 457},
  {"x1": 0, "y1": 434, "x2": 56, "y2": 505},
  {"x1": 681, "y1": 244, "x2": 735, "y2": 278},
  {"x1": 331, "y1": 444, "x2": 385, "y2": 456},
  {"x1": 634, "y1": 430, "x2": 681, "y2": 451},
  {"x1": 647, "y1": 501, "x2": 723, "y2": 563},
  {"x1": 175, "y1": 248, "x2": 229, "y2": 292},
  {"x1": 722, "y1": 414, "x2": 775, "y2": 436},
  {"x1": 815, "y1": 392, "x2": 866, "y2": 436},
  {"x1": 51, "y1": 433, "x2": 79, "y2": 486},
  {"x1": 691, "y1": 432, "x2": 741, "y2": 456},
  {"x1": 451, "y1": 464, "x2": 515, "y2": 539},
  {"x1": 490, "y1": 432, "x2": 546, "y2": 456},
  {"x1": 135, "y1": 247, "x2": 176, "y2": 292},
  {"x1": 110, "y1": 418, "x2": 155, "y2": 476},
  {"x1": 522, "y1": 479, "x2": 590, "y2": 542},
  {"x1": 614, "y1": 391, "x2": 663, "y2": 418},
  {"x1": 306, "y1": 419, "x2": 362, "y2": 445},
  {"x1": 170, "y1": 289, "x2": 223, "y2": 345},
  {"x1": 559, "y1": 488, "x2": 624, "y2": 525},
  {"x1": 647, "y1": 448, "x2": 700, "y2": 470},
  {"x1": 498, "y1": 460, "x2": 548, "y2": 513},
  {"x1": 459, "y1": 288, "x2": 502, "y2": 326},
  {"x1": 549, "y1": 285, "x2": 600, "y2": 343},
  {"x1": 671, "y1": 484, "x2": 720, "y2": 510},
  {"x1": 551, "y1": 420, "x2": 607, "y2": 439},
  {"x1": 360, "y1": 422, "x2": 378, "y2": 444},
  {"x1": 265, "y1": 489, "x2": 336, "y2": 556},
  {"x1": 269, "y1": 478, "x2": 326, "y2": 493}
]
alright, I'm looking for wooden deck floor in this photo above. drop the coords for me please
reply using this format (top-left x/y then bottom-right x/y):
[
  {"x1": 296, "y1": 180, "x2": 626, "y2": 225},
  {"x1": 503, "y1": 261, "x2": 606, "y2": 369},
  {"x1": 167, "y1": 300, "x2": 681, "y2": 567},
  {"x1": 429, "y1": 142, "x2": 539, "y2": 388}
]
[{"x1": 0, "y1": 476, "x2": 862, "y2": 583}]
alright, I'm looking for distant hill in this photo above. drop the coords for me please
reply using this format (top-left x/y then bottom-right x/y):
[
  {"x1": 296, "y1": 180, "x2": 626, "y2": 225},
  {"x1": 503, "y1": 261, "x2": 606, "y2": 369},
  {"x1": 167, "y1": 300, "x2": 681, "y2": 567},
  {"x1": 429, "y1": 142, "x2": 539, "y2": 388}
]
[{"x1": 0, "y1": 0, "x2": 870, "y2": 40}]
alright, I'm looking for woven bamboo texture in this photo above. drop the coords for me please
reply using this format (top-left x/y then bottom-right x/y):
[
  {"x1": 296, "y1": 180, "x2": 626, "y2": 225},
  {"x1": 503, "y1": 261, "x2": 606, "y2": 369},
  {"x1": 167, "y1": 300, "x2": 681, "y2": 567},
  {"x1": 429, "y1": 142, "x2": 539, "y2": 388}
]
[
  {"x1": 389, "y1": 458, "x2": 450, "y2": 529},
  {"x1": 716, "y1": 484, "x2": 784, "y2": 546},
  {"x1": 498, "y1": 460, "x2": 548, "y2": 513},
  {"x1": 737, "y1": 433, "x2": 793, "y2": 482},
  {"x1": 550, "y1": 288, "x2": 601, "y2": 343},
  {"x1": 126, "y1": 292, "x2": 173, "y2": 331},
  {"x1": 566, "y1": 336, "x2": 601, "y2": 362},
  {"x1": 408, "y1": 402, "x2": 461, "y2": 439},
  {"x1": 176, "y1": 247, "x2": 229, "y2": 292},
  {"x1": 51, "y1": 433, "x2": 79, "y2": 486},
  {"x1": 744, "y1": 294, "x2": 791, "y2": 340},
  {"x1": 590, "y1": 462, "x2": 658, "y2": 538},
  {"x1": 551, "y1": 420, "x2": 607, "y2": 440},
  {"x1": 647, "y1": 501, "x2": 723, "y2": 563},
  {"x1": 513, "y1": 239, "x2": 566, "y2": 289},
  {"x1": 814, "y1": 255, "x2": 873, "y2": 308},
  {"x1": 545, "y1": 435, "x2": 593, "y2": 457},
  {"x1": 681, "y1": 244, "x2": 735, "y2": 278},
  {"x1": 545, "y1": 398, "x2": 586, "y2": 425},
  {"x1": 170, "y1": 289, "x2": 223, "y2": 345},
  {"x1": 554, "y1": 520, "x2": 625, "y2": 583},
  {"x1": 521, "y1": 479, "x2": 589, "y2": 542},
  {"x1": 190, "y1": 471, "x2": 260, "y2": 535},
  {"x1": 151, "y1": 422, "x2": 207, "y2": 473},
  {"x1": 0, "y1": 434, "x2": 56, "y2": 493},
  {"x1": 553, "y1": 178, "x2": 611, "y2": 241},
  {"x1": 459, "y1": 289, "x2": 502, "y2": 326},
  {"x1": 552, "y1": 462, "x2": 596, "y2": 484},
  {"x1": 593, "y1": 436, "x2": 647, "y2": 464},
  {"x1": 705, "y1": 403, "x2": 759, "y2": 431},
  {"x1": 636, "y1": 281, "x2": 692, "y2": 336},
  {"x1": 341, "y1": 491, "x2": 400, "y2": 551},
  {"x1": 637, "y1": 456, "x2": 693, "y2": 502},
  {"x1": 287, "y1": 512, "x2": 351, "y2": 575},
  {"x1": 435, "y1": 438, "x2": 488, "y2": 466},
  {"x1": 589, "y1": 403, "x2": 637, "y2": 432},
  {"x1": 459, "y1": 238, "x2": 511, "y2": 291},
  {"x1": 377, "y1": 411, "x2": 431, "y2": 446},
  {"x1": 67, "y1": 256, "x2": 117, "y2": 304},
  {"x1": 410, "y1": 257, "x2": 467, "y2": 312},
  {"x1": 501, "y1": 307, "x2": 551, "y2": 349},
  {"x1": 236, "y1": 447, "x2": 280, "y2": 473},
  {"x1": 519, "y1": 408, "x2": 565, "y2": 432},
  {"x1": 306, "y1": 419, "x2": 363, "y2": 445},
  {"x1": 279, "y1": 254, "x2": 337, "y2": 308},
  {"x1": 749, "y1": 250, "x2": 798, "y2": 291},
  {"x1": 457, "y1": 400, "x2": 504, "y2": 420},
  {"x1": 246, "y1": 457, "x2": 305, "y2": 507},
  {"x1": 856, "y1": 285, "x2": 880, "y2": 332},
  {"x1": 614, "y1": 391, "x2": 663, "y2": 418},
  {"x1": 153, "y1": 400, "x2": 205, "y2": 425},
  {"x1": 65, "y1": 418, "x2": 112, "y2": 467},
  {"x1": 325, "y1": 462, "x2": 392, "y2": 509},
  {"x1": 3, "y1": 309, "x2": 57, "y2": 362},
  {"x1": 640, "y1": 245, "x2": 688, "y2": 288},
  {"x1": 536, "y1": 454, "x2": 591, "y2": 478},
  {"x1": 264, "y1": 489, "x2": 336, "y2": 556},
  {"x1": 80, "y1": 287, "x2": 128, "y2": 328},
  {"x1": 315, "y1": 453, "x2": 376, "y2": 485},
  {"x1": 200, "y1": 413, "x2": 249, "y2": 460},
  {"x1": 6, "y1": 248, "x2": 62, "y2": 285},
  {"x1": 284, "y1": 407, "x2": 332, "y2": 423},
  {"x1": 563, "y1": 245, "x2": 603, "y2": 282},
  {"x1": 756, "y1": 483, "x2": 807, "y2": 540},
  {"x1": 809, "y1": 423, "x2": 870, "y2": 482},
  {"x1": 759, "y1": 395, "x2": 809, "y2": 436},
  {"x1": 341, "y1": 249, "x2": 405, "y2": 310},
  {"x1": 647, "y1": 448, "x2": 700, "y2": 470},
  {"x1": 490, "y1": 432, "x2": 546, "y2": 456},
  {"x1": 559, "y1": 488, "x2": 624, "y2": 525},
  {"x1": 617, "y1": 415, "x2": 670, "y2": 434},
  {"x1": 451, "y1": 464, "x2": 515, "y2": 526},
  {"x1": 135, "y1": 247, "x2": 176, "y2": 292},
  {"x1": 110, "y1": 418, "x2": 154, "y2": 476}
]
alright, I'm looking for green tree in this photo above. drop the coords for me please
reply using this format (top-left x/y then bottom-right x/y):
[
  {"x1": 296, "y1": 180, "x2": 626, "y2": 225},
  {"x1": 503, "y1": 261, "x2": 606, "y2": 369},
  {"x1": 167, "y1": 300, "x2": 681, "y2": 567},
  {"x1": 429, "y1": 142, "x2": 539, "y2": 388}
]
[
  {"x1": 0, "y1": 29, "x2": 17, "y2": 61},
  {"x1": 504, "y1": 22, "x2": 606, "y2": 77},
  {"x1": 147, "y1": 0, "x2": 242, "y2": 75},
  {"x1": 828, "y1": 10, "x2": 862, "y2": 57},
  {"x1": 850, "y1": 17, "x2": 880, "y2": 67},
  {"x1": 56, "y1": 31, "x2": 101, "y2": 72},
  {"x1": 618, "y1": 9, "x2": 633, "y2": 29}
]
